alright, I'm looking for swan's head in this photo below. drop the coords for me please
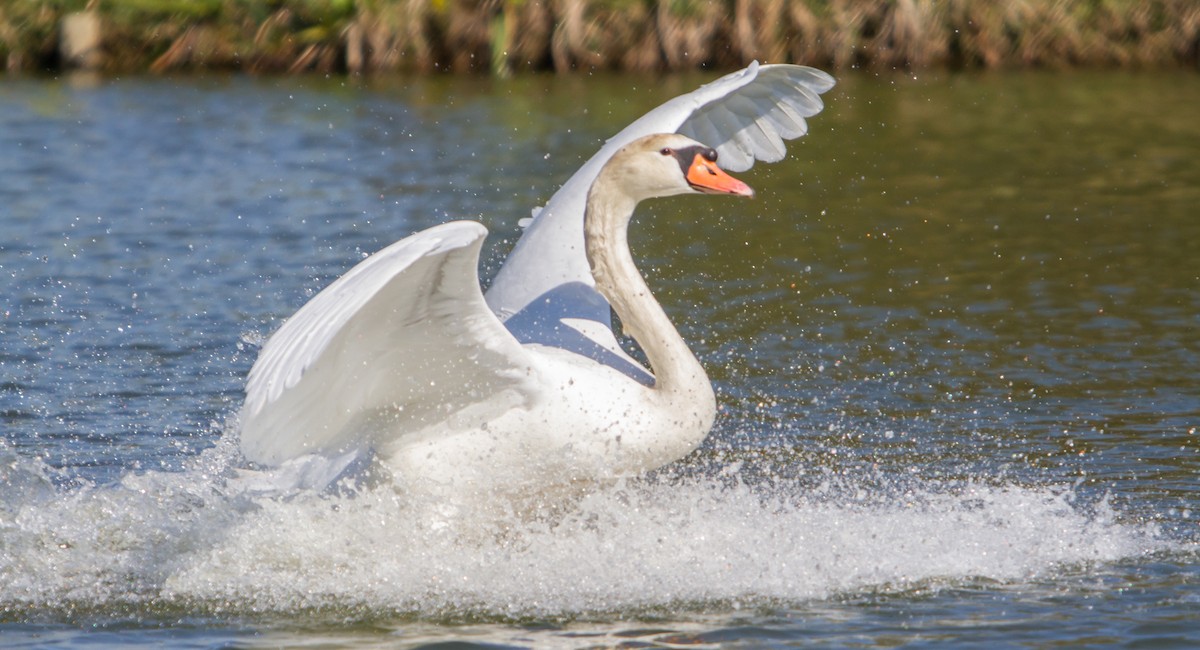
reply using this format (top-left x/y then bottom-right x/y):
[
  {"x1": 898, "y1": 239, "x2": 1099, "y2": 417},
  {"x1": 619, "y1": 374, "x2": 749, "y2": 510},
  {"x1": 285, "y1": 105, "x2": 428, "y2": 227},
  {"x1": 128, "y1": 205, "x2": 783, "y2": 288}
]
[{"x1": 602, "y1": 133, "x2": 754, "y2": 201}]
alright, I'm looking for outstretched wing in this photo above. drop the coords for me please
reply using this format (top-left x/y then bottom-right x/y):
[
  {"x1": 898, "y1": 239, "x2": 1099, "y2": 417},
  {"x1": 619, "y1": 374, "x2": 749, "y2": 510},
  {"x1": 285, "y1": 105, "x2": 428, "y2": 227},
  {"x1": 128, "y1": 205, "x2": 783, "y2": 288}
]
[
  {"x1": 240, "y1": 221, "x2": 537, "y2": 466},
  {"x1": 484, "y1": 62, "x2": 835, "y2": 365}
]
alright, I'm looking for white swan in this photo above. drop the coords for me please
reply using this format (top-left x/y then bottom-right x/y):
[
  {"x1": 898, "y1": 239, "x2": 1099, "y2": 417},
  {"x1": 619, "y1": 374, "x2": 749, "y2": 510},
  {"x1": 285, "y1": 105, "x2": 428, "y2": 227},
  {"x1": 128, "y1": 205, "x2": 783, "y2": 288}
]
[{"x1": 239, "y1": 63, "x2": 835, "y2": 499}]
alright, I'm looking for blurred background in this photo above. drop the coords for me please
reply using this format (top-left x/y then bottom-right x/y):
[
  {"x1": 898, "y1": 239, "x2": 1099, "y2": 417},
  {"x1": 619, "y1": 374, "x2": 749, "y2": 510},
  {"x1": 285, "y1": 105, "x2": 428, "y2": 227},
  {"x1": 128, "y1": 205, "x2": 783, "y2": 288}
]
[{"x1": 4, "y1": 0, "x2": 1199, "y2": 77}]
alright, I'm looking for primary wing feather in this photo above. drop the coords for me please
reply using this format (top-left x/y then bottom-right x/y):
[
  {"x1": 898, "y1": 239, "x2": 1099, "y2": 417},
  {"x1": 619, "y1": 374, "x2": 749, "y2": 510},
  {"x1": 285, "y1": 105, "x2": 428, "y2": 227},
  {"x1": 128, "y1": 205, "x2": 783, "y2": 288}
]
[
  {"x1": 241, "y1": 221, "x2": 536, "y2": 465},
  {"x1": 677, "y1": 64, "x2": 834, "y2": 172}
]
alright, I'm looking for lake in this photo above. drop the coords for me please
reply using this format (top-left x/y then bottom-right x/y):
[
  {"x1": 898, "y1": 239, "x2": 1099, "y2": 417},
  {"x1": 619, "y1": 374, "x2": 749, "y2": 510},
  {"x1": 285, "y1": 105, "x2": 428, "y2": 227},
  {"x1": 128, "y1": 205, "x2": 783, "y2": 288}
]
[{"x1": 1, "y1": 68, "x2": 1197, "y2": 647}]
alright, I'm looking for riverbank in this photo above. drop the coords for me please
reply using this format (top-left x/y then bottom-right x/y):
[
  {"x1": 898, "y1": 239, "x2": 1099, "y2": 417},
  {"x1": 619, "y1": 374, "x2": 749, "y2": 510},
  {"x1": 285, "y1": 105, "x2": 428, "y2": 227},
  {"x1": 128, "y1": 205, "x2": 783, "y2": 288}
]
[{"x1": 4, "y1": 0, "x2": 1199, "y2": 75}]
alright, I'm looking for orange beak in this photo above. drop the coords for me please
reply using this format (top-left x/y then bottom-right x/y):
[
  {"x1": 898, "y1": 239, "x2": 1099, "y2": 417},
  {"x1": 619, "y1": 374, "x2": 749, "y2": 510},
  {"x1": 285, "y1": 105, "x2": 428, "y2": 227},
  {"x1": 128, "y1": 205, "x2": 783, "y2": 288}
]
[{"x1": 686, "y1": 154, "x2": 754, "y2": 198}]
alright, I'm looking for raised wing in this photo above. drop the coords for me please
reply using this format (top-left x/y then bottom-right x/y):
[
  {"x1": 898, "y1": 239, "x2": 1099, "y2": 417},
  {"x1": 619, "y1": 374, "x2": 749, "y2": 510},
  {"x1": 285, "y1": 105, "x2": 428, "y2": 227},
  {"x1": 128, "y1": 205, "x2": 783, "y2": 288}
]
[
  {"x1": 485, "y1": 62, "x2": 835, "y2": 363},
  {"x1": 676, "y1": 64, "x2": 835, "y2": 172},
  {"x1": 240, "y1": 221, "x2": 537, "y2": 466}
]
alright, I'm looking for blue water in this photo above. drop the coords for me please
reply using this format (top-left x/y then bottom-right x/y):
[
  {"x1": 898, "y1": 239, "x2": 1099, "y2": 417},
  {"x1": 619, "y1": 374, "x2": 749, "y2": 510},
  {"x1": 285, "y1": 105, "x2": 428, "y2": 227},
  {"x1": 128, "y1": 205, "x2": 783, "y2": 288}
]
[{"x1": 1, "y1": 71, "x2": 1198, "y2": 647}]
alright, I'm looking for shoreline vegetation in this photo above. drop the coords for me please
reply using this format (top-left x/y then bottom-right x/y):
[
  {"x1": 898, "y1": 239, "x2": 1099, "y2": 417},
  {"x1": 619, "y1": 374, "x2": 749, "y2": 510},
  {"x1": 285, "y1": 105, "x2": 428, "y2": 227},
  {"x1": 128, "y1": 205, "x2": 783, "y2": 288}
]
[{"x1": 4, "y1": 1, "x2": 1200, "y2": 76}]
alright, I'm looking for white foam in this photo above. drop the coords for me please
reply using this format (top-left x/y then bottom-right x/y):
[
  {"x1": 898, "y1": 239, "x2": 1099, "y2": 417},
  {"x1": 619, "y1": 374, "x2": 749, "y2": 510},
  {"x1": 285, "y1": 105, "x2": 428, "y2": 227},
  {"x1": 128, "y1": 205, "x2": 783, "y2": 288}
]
[{"x1": 0, "y1": 436, "x2": 1169, "y2": 620}]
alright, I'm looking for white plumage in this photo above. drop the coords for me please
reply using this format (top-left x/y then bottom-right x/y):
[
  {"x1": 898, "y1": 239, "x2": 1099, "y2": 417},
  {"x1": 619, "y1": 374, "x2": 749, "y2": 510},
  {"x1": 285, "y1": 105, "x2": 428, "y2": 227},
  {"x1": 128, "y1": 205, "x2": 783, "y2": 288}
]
[{"x1": 239, "y1": 63, "x2": 835, "y2": 500}]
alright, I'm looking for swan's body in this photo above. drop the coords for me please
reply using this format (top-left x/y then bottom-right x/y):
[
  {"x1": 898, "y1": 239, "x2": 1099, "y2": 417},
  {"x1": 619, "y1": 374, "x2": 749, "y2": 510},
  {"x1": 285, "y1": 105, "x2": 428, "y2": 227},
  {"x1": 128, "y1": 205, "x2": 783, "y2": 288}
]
[{"x1": 239, "y1": 63, "x2": 835, "y2": 500}]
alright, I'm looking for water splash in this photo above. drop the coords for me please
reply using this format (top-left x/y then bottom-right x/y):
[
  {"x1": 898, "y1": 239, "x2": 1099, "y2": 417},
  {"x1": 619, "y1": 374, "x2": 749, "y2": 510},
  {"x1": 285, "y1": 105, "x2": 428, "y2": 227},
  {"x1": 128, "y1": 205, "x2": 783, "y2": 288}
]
[{"x1": 0, "y1": 434, "x2": 1167, "y2": 624}]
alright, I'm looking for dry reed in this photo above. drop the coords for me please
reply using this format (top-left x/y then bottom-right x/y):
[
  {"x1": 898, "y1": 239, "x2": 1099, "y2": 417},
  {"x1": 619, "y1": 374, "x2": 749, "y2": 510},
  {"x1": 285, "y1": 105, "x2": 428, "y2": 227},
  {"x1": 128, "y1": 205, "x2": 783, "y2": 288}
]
[{"x1": 2, "y1": 0, "x2": 1198, "y2": 74}]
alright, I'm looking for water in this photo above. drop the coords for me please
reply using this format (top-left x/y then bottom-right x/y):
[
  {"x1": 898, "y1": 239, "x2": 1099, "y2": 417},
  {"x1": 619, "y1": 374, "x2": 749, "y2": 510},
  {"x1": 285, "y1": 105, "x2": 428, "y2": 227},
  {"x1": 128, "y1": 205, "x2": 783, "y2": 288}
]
[{"x1": 1, "y1": 69, "x2": 1197, "y2": 647}]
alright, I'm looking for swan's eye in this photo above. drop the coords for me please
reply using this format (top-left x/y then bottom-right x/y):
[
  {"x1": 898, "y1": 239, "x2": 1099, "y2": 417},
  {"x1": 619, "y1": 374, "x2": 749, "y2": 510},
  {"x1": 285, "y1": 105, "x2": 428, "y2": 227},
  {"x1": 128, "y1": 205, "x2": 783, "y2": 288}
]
[
  {"x1": 703, "y1": 148, "x2": 718, "y2": 162},
  {"x1": 660, "y1": 147, "x2": 673, "y2": 156}
]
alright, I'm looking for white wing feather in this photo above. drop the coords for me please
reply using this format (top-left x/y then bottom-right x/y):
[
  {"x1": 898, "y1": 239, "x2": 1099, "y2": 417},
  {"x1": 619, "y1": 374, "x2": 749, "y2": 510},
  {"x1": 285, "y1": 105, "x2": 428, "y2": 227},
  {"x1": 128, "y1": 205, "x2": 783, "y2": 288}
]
[
  {"x1": 485, "y1": 62, "x2": 835, "y2": 347},
  {"x1": 679, "y1": 65, "x2": 834, "y2": 171},
  {"x1": 240, "y1": 221, "x2": 536, "y2": 465}
]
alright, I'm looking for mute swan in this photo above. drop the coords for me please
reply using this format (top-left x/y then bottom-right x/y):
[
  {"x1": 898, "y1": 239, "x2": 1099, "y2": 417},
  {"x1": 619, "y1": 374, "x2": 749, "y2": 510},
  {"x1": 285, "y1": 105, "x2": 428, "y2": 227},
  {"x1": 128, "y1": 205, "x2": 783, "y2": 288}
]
[{"x1": 239, "y1": 63, "x2": 835, "y2": 498}]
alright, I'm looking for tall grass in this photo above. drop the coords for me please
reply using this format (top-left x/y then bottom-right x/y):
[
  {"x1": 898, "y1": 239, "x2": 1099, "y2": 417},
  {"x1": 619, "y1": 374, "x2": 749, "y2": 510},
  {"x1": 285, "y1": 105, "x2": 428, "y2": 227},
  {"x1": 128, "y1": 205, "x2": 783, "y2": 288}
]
[{"x1": 2, "y1": 0, "x2": 1198, "y2": 74}]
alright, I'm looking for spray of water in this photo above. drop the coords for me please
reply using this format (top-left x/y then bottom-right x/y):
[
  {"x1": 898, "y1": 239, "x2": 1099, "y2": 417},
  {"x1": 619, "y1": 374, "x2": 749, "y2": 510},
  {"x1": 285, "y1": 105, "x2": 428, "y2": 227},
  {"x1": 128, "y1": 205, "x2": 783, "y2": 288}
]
[{"x1": 0, "y1": 430, "x2": 1166, "y2": 624}]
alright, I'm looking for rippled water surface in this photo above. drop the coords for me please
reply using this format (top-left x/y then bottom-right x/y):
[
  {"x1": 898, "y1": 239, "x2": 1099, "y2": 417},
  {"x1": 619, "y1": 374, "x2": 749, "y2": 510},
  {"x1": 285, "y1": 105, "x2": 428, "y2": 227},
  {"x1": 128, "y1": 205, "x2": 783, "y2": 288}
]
[{"x1": 1, "y1": 70, "x2": 1198, "y2": 648}]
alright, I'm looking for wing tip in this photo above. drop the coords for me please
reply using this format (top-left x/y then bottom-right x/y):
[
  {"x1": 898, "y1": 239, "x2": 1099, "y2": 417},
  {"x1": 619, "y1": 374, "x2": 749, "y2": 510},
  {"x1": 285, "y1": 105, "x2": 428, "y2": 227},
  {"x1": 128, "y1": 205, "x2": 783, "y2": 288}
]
[
  {"x1": 758, "y1": 64, "x2": 836, "y2": 94},
  {"x1": 428, "y1": 219, "x2": 489, "y2": 249}
]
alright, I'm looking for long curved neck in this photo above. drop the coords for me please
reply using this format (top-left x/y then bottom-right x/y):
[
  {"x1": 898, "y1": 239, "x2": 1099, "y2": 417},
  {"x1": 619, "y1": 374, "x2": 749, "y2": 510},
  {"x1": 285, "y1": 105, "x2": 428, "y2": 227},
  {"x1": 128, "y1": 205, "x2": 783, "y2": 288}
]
[{"x1": 583, "y1": 179, "x2": 709, "y2": 398}]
